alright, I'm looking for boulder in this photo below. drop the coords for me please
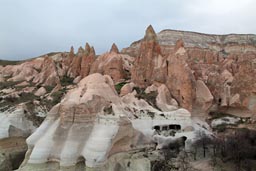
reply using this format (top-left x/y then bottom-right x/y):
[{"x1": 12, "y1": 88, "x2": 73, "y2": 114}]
[
  {"x1": 34, "y1": 87, "x2": 47, "y2": 97},
  {"x1": 33, "y1": 56, "x2": 60, "y2": 86},
  {"x1": 229, "y1": 93, "x2": 241, "y2": 106},
  {"x1": 120, "y1": 82, "x2": 135, "y2": 97},
  {"x1": 156, "y1": 84, "x2": 178, "y2": 112},
  {"x1": 195, "y1": 80, "x2": 213, "y2": 111},
  {"x1": 145, "y1": 84, "x2": 158, "y2": 94},
  {"x1": 73, "y1": 76, "x2": 81, "y2": 84}
]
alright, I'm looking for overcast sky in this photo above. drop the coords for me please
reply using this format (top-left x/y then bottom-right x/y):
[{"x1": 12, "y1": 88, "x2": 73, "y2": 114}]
[{"x1": 1, "y1": 0, "x2": 256, "y2": 60}]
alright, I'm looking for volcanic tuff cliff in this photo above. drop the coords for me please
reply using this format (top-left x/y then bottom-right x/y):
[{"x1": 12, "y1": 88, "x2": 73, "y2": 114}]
[{"x1": 0, "y1": 25, "x2": 256, "y2": 171}]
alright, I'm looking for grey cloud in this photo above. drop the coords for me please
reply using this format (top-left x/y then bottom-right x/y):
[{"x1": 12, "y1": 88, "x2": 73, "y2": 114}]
[{"x1": 0, "y1": 0, "x2": 255, "y2": 60}]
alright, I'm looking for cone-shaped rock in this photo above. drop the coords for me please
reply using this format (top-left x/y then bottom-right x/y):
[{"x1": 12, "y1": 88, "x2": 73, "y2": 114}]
[
  {"x1": 85, "y1": 42, "x2": 91, "y2": 55},
  {"x1": 110, "y1": 43, "x2": 119, "y2": 53},
  {"x1": 175, "y1": 39, "x2": 184, "y2": 51},
  {"x1": 144, "y1": 25, "x2": 157, "y2": 41},
  {"x1": 77, "y1": 46, "x2": 85, "y2": 57},
  {"x1": 69, "y1": 46, "x2": 75, "y2": 57},
  {"x1": 90, "y1": 46, "x2": 96, "y2": 56},
  {"x1": 166, "y1": 40, "x2": 196, "y2": 111},
  {"x1": 80, "y1": 46, "x2": 96, "y2": 78},
  {"x1": 131, "y1": 25, "x2": 165, "y2": 87}
]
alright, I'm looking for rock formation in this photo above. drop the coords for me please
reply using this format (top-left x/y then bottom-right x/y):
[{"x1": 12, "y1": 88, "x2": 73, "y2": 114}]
[
  {"x1": 131, "y1": 25, "x2": 166, "y2": 87},
  {"x1": 33, "y1": 56, "x2": 60, "y2": 86},
  {"x1": 166, "y1": 39, "x2": 196, "y2": 111},
  {"x1": 110, "y1": 43, "x2": 119, "y2": 53},
  {"x1": 0, "y1": 25, "x2": 255, "y2": 171},
  {"x1": 19, "y1": 73, "x2": 204, "y2": 171},
  {"x1": 80, "y1": 44, "x2": 96, "y2": 78},
  {"x1": 90, "y1": 44, "x2": 134, "y2": 83}
]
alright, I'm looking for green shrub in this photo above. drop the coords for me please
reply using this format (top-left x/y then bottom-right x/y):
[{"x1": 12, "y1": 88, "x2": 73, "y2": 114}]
[
  {"x1": 60, "y1": 75, "x2": 74, "y2": 86},
  {"x1": 133, "y1": 87, "x2": 160, "y2": 110},
  {"x1": 115, "y1": 82, "x2": 126, "y2": 94},
  {"x1": 44, "y1": 86, "x2": 54, "y2": 92},
  {"x1": 0, "y1": 59, "x2": 20, "y2": 66},
  {"x1": 0, "y1": 81, "x2": 21, "y2": 89},
  {"x1": 209, "y1": 111, "x2": 235, "y2": 120},
  {"x1": 51, "y1": 90, "x2": 65, "y2": 105}
]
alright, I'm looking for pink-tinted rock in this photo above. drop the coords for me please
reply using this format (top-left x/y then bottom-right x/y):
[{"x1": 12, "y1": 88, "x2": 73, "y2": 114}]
[
  {"x1": 156, "y1": 84, "x2": 178, "y2": 111},
  {"x1": 166, "y1": 39, "x2": 196, "y2": 111},
  {"x1": 33, "y1": 56, "x2": 60, "y2": 86},
  {"x1": 120, "y1": 82, "x2": 135, "y2": 96},
  {"x1": 131, "y1": 25, "x2": 166, "y2": 87},
  {"x1": 80, "y1": 46, "x2": 96, "y2": 78},
  {"x1": 110, "y1": 43, "x2": 119, "y2": 53},
  {"x1": 35, "y1": 87, "x2": 47, "y2": 97},
  {"x1": 229, "y1": 93, "x2": 241, "y2": 107},
  {"x1": 90, "y1": 46, "x2": 133, "y2": 83},
  {"x1": 195, "y1": 80, "x2": 213, "y2": 111}
]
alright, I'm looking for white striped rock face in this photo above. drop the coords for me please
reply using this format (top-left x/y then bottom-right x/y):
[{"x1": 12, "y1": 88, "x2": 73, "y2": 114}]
[{"x1": 19, "y1": 73, "x2": 205, "y2": 171}]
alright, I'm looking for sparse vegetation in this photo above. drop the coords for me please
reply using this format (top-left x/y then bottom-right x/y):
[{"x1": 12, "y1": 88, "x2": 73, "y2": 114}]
[
  {"x1": 133, "y1": 87, "x2": 159, "y2": 110},
  {"x1": 25, "y1": 102, "x2": 45, "y2": 126},
  {"x1": 60, "y1": 75, "x2": 74, "y2": 86},
  {"x1": 147, "y1": 111, "x2": 155, "y2": 119},
  {"x1": 0, "y1": 81, "x2": 22, "y2": 89},
  {"x1": 44, "y1": 86, "x2": 54, "y2": 92},
  {"x1": 208, "y1": 111, "x2": 235, "y2": 120},
  {"x1": 115, "y1": 82, "x2": 126, "y2": 94},
  {"x1": 191, "y1": 128, "x2": 256, "y2": 171},
  {"x1": 0, "y1": 59, "x2": 20, "y2": 66},
  {"x1": 51, "y1": 88, "x2": 67, "y2": 105}
]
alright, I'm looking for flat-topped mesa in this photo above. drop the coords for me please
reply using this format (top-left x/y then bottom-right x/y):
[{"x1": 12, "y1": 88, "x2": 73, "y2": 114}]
[
  {"x1": 144, "y1": 25, "x2": 158, "y2": 42},
  {"x1": 110, "y1": 43, "x2": 119, "y2": 53}
]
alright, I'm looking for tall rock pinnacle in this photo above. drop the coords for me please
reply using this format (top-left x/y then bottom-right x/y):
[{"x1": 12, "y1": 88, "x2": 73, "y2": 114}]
[
  {"x1": 110, "y1": 43, "x2": 119, "y2": 53},
  {"x1": 131, "y1": 25, "x2": 165, "y2": 87},
  {"x1": 80, "y1": 45, "x2": 96, "y2": 78},
  {"x1": 70, "y1": 46, "x2": 75, "y2": 57},
  {"x1": 90, "y1": 46, "x2": 96, "y2": 56},
  {"x1": 77, "y1": 46, "x2": 85, "y2": 57},
  {"x1": 144, "y1": 25, "x2": 157, "y2": 41},
  {"x1": 85, "y1": 42, "x2": 91, "y2": 55}
]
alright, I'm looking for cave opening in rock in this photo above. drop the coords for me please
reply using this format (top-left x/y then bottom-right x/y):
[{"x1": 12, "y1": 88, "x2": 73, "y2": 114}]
[
  {"x1": 154, "y1": 125, "x2": 160, "y2": 131},
  {"x1": 169, "y1": 124, "x2": 181, "y2": 130},
  {"x1": 218, "y1": 98, "x2": 222, "y2": 105},
  {"x1": 162, "y1": 126, "x2": 168, "y2": 131},
  {"x1": 76, "y1": 156, "x2": 86, "y2": 170}
]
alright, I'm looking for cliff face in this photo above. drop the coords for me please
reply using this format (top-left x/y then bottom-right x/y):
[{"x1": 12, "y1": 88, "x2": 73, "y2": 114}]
[{"x1": 123, "y1": 29, "x2": 256, "y2": 56}]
